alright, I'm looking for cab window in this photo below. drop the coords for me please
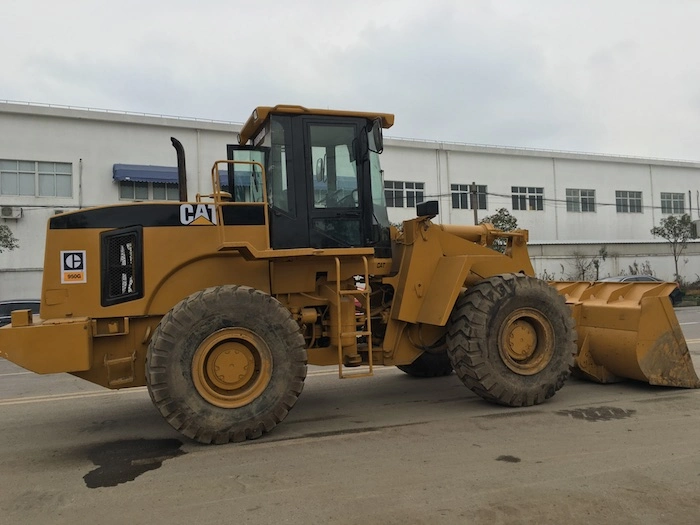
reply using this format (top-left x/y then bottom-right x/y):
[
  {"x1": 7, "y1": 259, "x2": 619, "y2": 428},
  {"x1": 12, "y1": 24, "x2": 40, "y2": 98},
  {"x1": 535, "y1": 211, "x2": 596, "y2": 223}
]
[{"x1": 309, "y1": 124, "x2": 359, "y2": 209}]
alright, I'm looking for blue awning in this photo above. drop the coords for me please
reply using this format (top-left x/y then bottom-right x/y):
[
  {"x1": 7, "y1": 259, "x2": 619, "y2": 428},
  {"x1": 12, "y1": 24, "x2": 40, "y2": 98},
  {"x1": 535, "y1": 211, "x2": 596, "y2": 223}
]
[
  {"x1": 113, "y1": 165, "x2": 354, "y2": 190},
  {"x1": 220, "y1": 171, "x2": 253, "y2": 187},
  {"x1": 113, "y1": 164, "x2": 256, "y2": 187},
  {"x1": 113, "y1": 164, "x2": 178, "y2": 183}
]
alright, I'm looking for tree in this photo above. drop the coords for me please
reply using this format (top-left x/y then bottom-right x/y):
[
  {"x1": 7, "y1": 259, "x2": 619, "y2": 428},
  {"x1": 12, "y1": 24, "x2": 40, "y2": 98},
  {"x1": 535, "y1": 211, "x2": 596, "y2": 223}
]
[
  {"x1": 569, "y1": 246, "x2": 608, "y2": 280},
  {"x1": 480, "y1": 208, "x2": 518, "y2": 252},
  {"x1": 650, "y1": 214, "x2": 693, "y2": 281},
  {"x1": 0, "y1": 224, "x2": 19, "y2": 253},
  {"x1": 480, "y1": 207, "x2": 518, "y2": 232}
]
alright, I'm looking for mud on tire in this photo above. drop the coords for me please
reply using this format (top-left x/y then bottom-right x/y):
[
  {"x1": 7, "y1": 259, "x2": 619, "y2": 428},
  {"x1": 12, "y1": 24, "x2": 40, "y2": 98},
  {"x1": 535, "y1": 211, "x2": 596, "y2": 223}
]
[
  {"x1": 446, "y1": 273, "x2": 576, "y2": 407},
  {"x1": 146, "y1": 285, "x2": 307, "y2": 444}
]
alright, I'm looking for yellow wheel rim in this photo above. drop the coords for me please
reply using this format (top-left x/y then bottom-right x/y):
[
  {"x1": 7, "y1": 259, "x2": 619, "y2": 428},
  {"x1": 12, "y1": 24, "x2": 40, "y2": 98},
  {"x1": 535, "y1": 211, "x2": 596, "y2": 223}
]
[
  {"x1": 498, "y1": 308, "x2": 554, "y2": 375},
  {"x1": 192, "y1": 328, "x2": 272, "y2": 408}
]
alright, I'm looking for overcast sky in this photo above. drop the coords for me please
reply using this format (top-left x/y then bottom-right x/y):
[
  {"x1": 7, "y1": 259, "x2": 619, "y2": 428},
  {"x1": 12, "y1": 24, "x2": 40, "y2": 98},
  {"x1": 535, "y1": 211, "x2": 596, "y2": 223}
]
[{"x1": 3, "y1": 0, "x2": 700, "y2": 160}]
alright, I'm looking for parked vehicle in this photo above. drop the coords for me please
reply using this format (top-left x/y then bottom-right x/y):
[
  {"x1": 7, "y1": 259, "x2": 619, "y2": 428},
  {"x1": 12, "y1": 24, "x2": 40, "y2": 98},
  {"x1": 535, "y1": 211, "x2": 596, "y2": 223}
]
[
  {"x1": 0, "y1": 105, "x2": 697, "y2": 445},
  {"x1": 600, "y1": 275, "x2": 683, "y2": 305},
  {"x1": 0, "y1": 300, "x2": 40, "y2": 327}
]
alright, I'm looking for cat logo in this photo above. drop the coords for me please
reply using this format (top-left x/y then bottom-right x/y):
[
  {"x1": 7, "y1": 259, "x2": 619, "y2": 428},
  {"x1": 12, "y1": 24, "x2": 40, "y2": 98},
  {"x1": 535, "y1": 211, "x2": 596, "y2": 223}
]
[
  {"x1": 60, "y1": 250, "x2": 87, "y2": 284},
  {"x1": 180, "y1": 204, "x2": 218, "y2": 226}
]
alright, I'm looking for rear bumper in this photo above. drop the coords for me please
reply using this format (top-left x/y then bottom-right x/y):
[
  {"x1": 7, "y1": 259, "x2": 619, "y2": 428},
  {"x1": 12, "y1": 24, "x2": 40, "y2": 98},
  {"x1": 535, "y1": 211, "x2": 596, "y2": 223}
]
[{"x1": 0, "y1": 317, "x2": 93, "y2": 374}]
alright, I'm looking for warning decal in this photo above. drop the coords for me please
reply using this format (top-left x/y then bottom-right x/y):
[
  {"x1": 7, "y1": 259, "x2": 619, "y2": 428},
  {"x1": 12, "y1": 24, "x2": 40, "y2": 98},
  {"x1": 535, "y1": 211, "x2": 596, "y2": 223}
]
[{"x1": 61, "y1": 250, "x2": 87, "y2": 284}]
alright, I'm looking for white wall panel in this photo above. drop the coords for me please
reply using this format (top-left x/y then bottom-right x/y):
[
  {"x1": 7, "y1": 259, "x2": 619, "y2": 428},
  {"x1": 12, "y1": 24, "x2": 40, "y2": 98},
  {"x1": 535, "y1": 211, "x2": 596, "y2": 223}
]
[{"x1": 2, "y1": 103, "x2": 700, "y2": 298}]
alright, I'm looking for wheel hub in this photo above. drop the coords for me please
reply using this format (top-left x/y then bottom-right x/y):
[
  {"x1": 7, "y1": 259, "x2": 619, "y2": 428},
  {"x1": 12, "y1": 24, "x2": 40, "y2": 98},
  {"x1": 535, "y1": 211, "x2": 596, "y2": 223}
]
[
  {"x1": 505, "y1": 320, "x2": 538, "y2": 360},
  {"x1": 192, "y1": 328, "x2": 273, "y2": 408},
  {"x1": 206, "y1": 343, "x2": 256, "y2": 391},
  {"x1": 498, "y1": 308, "x2": 554, "y2": 375}
]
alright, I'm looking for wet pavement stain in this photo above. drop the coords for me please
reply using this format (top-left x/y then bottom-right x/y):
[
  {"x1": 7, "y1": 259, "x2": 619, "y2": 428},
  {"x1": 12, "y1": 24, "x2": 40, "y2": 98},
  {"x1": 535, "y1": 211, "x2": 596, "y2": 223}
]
[
  {"x1": 496, "y1": 455, "x2": 521, "y2": 463},
  {"x1": 258, "y1": 421, "x2": 427, "y2": 444},
  {"x1": 83, "y1": 438, "x2": 185, "y2": 488},
  {"x1": 78, "y1": 419, "x2": 119, "y2": 435},
  {"x1": 476, "y1": 410, "x2": 545, "y2": 420},
  {"x1": 556, "y1": 406, "x2": 636, "y2": 422}
]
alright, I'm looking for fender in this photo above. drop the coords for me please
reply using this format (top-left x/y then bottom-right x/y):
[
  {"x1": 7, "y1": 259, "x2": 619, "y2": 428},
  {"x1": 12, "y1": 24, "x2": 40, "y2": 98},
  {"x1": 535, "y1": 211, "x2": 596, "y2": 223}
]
[{"x1": 388, "y1": 218, "x2": 532, "y2": 326}]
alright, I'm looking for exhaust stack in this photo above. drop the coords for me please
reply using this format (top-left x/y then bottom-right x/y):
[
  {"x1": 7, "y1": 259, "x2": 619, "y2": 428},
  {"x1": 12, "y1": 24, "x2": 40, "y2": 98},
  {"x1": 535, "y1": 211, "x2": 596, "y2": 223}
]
[{"x1": 171, "y1": 137, "x2": 188, "y2": 202}]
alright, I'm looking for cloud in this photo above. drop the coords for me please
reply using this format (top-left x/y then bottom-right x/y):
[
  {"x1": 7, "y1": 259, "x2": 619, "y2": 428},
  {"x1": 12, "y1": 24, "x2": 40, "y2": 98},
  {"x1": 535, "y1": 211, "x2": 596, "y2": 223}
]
[
  {"x1": 2, "y1": 0, "x2": 700, "y2": 160},
  {"x1": 306, "y1": 3, "x2": 597, "y2": 149}
]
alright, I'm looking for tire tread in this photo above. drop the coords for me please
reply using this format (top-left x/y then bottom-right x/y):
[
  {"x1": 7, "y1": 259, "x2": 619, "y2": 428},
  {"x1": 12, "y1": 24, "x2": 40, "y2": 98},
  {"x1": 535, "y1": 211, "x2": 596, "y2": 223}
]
[
  {"x1": 146, "y1": 285, "x2": 307, "y2": 444},
  {"x1": 447, "y1": 274, "x2": 576, "y2": 407}
]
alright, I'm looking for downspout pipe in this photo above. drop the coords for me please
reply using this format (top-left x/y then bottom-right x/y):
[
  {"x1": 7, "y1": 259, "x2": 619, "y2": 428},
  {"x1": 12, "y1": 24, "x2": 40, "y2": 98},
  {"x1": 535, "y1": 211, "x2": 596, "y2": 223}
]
[{"x1": 171, "y1": 137, "x2": 188, "y2": 202}]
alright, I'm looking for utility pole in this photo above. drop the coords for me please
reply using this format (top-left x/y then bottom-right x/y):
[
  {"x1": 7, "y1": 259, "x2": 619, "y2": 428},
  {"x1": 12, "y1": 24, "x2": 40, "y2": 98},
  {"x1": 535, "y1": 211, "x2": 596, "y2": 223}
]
[{"x1": 470, "y1": 181, "x2": 478, "y2": 225}]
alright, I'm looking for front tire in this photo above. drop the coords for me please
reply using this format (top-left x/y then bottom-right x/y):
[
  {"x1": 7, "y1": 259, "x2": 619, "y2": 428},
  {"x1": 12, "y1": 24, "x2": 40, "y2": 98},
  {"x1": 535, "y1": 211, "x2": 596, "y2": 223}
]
[
  {"x1": 446, "y1": 274, "x2": 576, "y2": 407},
  {"x1": 146, "y1": 285, "x2": 307, "y2": 444}
]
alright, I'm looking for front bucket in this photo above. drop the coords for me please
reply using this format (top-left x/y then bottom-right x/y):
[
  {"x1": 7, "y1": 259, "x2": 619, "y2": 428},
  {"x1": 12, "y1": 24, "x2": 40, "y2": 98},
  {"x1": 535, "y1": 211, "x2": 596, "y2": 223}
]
[{"x1": 550, "y1": 281, "x2": 700, "y2": 388}]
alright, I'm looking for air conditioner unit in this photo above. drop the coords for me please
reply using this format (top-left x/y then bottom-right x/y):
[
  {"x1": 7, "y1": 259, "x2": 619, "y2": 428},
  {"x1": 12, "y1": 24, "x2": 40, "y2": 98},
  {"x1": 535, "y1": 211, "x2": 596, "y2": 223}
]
[
  {"x1": 0, "y1": 206, "x2": 22, "y2": 219},
  {"x1": 692, "y1": 219, "x2": 700, "y2": 239}
]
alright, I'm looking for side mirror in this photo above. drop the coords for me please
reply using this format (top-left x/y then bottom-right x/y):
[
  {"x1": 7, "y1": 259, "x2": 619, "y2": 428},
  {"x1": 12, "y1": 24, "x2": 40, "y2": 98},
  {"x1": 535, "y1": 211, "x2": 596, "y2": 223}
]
[{"x1": 368, "y1": 118, "x2": 383, "y2": 154}]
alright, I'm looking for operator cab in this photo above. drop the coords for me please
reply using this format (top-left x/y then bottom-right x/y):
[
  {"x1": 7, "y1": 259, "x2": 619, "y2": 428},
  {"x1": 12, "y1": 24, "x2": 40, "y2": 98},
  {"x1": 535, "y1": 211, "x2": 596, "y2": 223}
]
[{"x1": 224, "y1": 105, "x2": 393, "y2": 256}]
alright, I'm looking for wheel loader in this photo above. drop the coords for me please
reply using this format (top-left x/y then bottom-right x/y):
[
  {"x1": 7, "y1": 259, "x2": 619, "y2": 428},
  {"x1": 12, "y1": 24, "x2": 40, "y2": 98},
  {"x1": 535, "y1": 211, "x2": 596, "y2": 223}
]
[{"x1": 1, "y1": 104, "x2": 698, "y2": 444}]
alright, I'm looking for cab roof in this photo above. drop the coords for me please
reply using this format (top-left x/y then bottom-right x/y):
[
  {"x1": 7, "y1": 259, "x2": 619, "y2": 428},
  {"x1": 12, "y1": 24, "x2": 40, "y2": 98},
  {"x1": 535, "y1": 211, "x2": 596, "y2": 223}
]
[{"x1": 238, "y1": 105, "x2": 395, "y2": 145}]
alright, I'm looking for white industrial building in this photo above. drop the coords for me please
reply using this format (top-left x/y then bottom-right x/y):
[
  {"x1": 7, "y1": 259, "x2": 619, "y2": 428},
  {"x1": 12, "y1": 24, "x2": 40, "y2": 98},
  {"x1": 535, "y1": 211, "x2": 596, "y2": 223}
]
[{"x1": 1, "y1": 101, "x2": 699, "y2": 299}]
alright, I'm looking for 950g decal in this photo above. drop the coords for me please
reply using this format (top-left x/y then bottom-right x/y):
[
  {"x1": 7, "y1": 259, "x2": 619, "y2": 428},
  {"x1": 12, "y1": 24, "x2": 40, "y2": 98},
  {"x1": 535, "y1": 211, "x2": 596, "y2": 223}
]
[{"x1": 61, "y1": 250, "x2": 87, "y2": 283}]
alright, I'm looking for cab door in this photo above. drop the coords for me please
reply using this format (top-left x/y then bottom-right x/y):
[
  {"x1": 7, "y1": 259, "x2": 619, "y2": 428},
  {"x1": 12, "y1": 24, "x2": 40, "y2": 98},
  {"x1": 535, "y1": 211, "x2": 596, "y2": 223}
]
[
  {"x1": 304, "y1": 120, "x2": 365, "y2": 249},
  {"x1": 228, "y1": 114, "x2": 310, "y2": 249}
]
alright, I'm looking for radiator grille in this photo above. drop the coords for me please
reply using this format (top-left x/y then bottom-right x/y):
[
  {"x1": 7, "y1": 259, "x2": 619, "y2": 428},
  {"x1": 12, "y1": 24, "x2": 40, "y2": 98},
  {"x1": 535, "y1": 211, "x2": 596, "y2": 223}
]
[{"x1": 101, "y1": 227, "x2": 143, "y2": 306}]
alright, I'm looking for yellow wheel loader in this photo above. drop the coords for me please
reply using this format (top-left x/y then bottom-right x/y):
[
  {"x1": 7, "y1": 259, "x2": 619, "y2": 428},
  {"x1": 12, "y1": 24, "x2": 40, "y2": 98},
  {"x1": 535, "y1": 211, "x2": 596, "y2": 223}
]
[{"x1": 1, "y1": 105, "x2": 698, "y2": 444}]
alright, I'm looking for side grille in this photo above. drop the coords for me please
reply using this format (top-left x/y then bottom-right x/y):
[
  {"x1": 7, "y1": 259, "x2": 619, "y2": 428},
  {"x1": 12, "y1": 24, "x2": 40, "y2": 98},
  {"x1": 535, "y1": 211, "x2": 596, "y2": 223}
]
[{"x1": 100, "y1": 226, "x2": 143, "y2": 306}]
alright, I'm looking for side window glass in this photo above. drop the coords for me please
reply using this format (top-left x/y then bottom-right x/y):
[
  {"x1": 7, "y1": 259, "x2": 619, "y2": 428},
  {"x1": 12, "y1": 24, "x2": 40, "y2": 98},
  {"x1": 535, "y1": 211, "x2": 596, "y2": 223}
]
[
  {"x1": 269, "y1": 119, "x2": 291, "y2": 212},
  {"x1": 229, "y1": 150, "x2": 265, "y2": 203}
]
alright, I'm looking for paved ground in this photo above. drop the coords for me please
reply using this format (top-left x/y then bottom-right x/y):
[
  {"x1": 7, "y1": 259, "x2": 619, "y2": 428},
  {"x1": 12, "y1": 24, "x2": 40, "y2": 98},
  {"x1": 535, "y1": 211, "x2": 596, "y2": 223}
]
[{"x1": 1, "y1": 308, "x2": 699, "y2": 525}]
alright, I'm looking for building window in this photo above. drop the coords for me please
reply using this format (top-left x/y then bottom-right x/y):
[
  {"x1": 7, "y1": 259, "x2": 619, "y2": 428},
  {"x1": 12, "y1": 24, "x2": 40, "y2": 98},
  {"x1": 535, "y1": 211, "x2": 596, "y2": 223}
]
[
  {"x1": 405, "y1": 182, "x2": 424, "y2": 207},
  {"x1": 119, "y1": 181, "x2": 149, "y2": 200},
  {"x1": 451, "y1": 184, "x2": 486, "y2": 209},
  {"x1": 384, "y1": 181, "x2": 404, "y2": 207},
  {"x1": 451, "y1": 184, "x2": 470, "y2": 209},
  {"x1": 384, "y1": 181, "x2": 425, "y2": 208},
  {"x1": 153, "y1": 182, "x2": 180, "y2": 201},
  {"x1": 615, "y1": 190, "x2": 642, "y2": 213},
  {"x1": 566, "y1": 188, "x2": 596, "y2": 212},
  {"x1": 660, "y1": 192, "x2": 684, "y2": 214},
  {"x1": 119, "y1": 181, "x2": 179, "y2": 201},
  {"x1": 512, "y1": 186, "x2": 543, "y2": 211},
  {"x1": 0, "y1": 159, "x2": 72, "y2": 197}
]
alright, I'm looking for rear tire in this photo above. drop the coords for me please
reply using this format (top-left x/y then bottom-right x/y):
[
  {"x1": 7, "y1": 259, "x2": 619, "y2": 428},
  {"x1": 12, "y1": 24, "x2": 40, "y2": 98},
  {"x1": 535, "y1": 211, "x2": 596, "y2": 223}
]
[
  {"x1": 397, "y1": 352, "x2": 453, "y2": 377},
  {"x1": 146, "y1": 285, "x2": 307, "y2": 444},
  {"x1": 446, "y1": 274, "x2": 576, "y2": 407}
]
